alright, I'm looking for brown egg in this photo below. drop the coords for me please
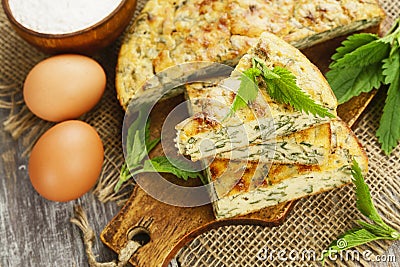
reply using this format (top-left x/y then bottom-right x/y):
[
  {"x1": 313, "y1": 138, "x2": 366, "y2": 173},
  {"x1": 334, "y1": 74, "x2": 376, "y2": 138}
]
[
  {"x1": 28, "y1": 120, "x2": 104, "y2": 202},
  {"x1": 23, "y1": 54, "x2": 106, "y2": 122}
]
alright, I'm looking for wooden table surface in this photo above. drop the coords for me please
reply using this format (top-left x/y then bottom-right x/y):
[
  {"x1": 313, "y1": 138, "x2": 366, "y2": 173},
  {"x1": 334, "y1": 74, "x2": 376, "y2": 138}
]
[{"x1": 0, "y1": 105, "x2": 121, "y2": 266}]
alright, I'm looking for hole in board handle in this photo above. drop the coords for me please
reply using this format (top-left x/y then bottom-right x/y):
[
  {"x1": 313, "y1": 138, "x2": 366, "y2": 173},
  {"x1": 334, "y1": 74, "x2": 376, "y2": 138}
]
[{"x1": 127, "y1": 226, "x2": 151, "y2": 246}]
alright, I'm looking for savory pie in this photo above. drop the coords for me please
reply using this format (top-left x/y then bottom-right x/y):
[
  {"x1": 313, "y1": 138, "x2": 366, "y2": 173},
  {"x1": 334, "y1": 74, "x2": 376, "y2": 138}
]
[{"x1": 116, "y1": 0, "x2": 384, "y2": 109}]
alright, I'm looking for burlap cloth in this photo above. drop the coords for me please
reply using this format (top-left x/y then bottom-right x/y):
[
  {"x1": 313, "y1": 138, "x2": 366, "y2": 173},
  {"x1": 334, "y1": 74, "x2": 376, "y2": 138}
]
[{"x1": 0, "y1": 0, "x2": 399, "y2": 266}]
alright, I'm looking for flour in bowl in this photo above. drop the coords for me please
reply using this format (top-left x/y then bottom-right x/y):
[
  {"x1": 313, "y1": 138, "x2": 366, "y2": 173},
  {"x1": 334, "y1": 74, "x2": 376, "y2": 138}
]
[{"x1": 8, "y1": 0, "x2": 123, "y2": 34}]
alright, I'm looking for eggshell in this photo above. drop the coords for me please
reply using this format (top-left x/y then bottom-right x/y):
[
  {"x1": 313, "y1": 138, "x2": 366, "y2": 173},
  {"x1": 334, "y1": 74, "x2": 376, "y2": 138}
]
[
  {"x1": 23, "y1": 54, "x2": 106, "y2": 122},
  {"x1": 28, "y1": 120, "x2": 104, "y2": 202}
]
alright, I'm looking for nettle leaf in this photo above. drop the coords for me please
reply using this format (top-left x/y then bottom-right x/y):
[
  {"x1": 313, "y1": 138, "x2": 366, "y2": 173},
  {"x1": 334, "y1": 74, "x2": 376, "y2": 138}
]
[
  {"x1": 265, "y1": 67, "x2": 334, "y2": 118},
  {"x1": 323, "y1": 228, "x2": 382, "y2": 261},
  {"x1": 326, "y1": 33, "x2": 390, "y2": 105},
  {"x1": 230, "y1": 68, "x2": 261, "y2": 113},
  {"x1": 230, "y1": 57, "x2": 333, "y2": 118},
  {"x1": 127, "y1": 130, "x2": 147, "y2": 167},
  {"x1": 331, "y1": 39, "x2": 390, "y2": 68},
  {"x1": 326, "y1": 62, "x2": 385, "y2": 104},
  {"x1": 145, "y1": 119, "x2": 160, "y2": 152},
  {"x1": 377, "y1": 44, "x2": 400, "y2": 154},
  {"x1": 376, "y1": 73, "x2": 400, "y2": 154},
  {"x1": 351, "y1": 160, "x2": 385, "y2": 224},
  {"x1": 126, "y1": 109, "x2": 146, "y2": 156},
  {"x1": 141, "y1": 156, "x2": 204, "y2": 181},
  {"x1": 356, "y1": 221, "x2": 393, "y2": 237},
  {"x1": 382, "y1": 43, "x2": 400, "y2": 85},
  {"x1": 323, "y1": 160, "x2": 400, "y2": 265},
  {"x1": 331, "y1": 33, "x2": 379, "y2": 62}
]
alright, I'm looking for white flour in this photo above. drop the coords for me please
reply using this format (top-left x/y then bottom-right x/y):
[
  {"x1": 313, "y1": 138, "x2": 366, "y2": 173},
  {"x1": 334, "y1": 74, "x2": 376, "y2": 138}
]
[{"x1": 8, "y1": 0, "x2": 123, "y2": 34}]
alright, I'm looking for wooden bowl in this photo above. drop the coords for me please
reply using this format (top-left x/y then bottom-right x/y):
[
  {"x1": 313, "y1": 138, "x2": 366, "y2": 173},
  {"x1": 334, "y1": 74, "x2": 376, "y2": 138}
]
[{"x1": 1, "y1": 0, "x2": 137, "y2": 55}]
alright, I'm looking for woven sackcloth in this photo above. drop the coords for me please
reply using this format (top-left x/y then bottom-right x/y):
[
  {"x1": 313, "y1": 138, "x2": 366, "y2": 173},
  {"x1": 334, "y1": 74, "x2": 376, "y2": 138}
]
[{"x1": 0, "y1": 0, "x2": 399, "y2": 266}]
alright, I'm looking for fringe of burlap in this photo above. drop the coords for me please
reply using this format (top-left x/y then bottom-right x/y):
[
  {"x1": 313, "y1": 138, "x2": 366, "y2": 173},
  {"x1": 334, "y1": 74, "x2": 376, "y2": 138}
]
[{"x1": 71, "y1": 205, "x2": 142, "y2": 267}]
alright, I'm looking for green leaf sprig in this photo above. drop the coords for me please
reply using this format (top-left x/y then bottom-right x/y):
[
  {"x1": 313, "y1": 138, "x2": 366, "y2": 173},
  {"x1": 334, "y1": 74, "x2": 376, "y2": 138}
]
[
  {"x1": 322, "y1": 160, "x2": 399, "y2": 263},
  {"x1": 139, "y1": 156, "x2": 205, "y2": 182},
  {"x1": 230, "y1": 57, "x2": 334, "y2": 118},
  {"x1": 115, "y1": 111, "x2": 205, "y2": 192},
  {"x1": 326, "y1": 17, "x2": 400, "y2": 154}
]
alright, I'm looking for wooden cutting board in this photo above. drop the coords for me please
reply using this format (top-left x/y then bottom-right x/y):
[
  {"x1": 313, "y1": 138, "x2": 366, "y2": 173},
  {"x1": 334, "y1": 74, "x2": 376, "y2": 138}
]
[{"x1": 100, "y1": 32, "x2": 377, "y2": 267}]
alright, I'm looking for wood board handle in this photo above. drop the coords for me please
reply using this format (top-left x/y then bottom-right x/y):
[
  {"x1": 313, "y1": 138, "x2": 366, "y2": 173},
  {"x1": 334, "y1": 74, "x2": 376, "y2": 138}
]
[{"x1": 100, "y1": 185, "x2": 294, "y2": 267}]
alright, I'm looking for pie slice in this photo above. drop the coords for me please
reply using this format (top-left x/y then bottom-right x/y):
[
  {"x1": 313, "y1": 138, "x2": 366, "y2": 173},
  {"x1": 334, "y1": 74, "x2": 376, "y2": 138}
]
[
  {"x1": 210, "y1": 119, "x2": 368, "y2": 219},
  {"x1": 177, "y1": 81, "x2": 333, "y2": 165},
  {"x1": 216, "y1": 123, "x2": 332, "y2": 165},
  {"x1": 176, "y1": 32, "x2": 337, "y2": 160}
]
